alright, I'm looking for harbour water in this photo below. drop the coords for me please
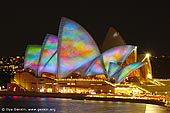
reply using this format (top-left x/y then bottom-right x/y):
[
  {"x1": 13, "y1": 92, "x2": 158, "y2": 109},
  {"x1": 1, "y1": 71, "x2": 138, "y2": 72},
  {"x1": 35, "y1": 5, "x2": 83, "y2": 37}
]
[{"x1": 0, "y1": 96, "x2": 169, "y2": 113}]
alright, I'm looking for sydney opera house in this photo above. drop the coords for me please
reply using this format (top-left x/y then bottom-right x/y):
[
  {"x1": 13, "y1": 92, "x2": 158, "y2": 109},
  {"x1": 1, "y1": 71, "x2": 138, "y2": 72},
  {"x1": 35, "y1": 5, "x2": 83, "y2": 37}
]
[{"x1": 8, "y1": 17, "x2": 156, "y2": 95}]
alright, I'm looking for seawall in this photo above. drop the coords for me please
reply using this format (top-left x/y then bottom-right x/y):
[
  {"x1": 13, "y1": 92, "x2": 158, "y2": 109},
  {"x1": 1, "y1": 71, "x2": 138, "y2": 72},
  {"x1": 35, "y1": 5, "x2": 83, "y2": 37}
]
[{"x1": 0, "y1": 91, "x2": 166, "y2": 107}]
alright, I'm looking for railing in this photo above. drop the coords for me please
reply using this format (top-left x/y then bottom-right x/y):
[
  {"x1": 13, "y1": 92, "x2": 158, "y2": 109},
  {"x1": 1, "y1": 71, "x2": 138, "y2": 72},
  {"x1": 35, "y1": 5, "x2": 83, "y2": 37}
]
[
  {"x1": 54, "y1": 79, "x2": 105, "y2": 82},
  {"x1": 134, "y1": 85, "x2": 151, "y2": 94},
  {"x1": 104, "y1": 81, "x2": 117, "y2": 87},
  {"x1": 148, "y1": 79, "x2": 165, "y2": 86}
]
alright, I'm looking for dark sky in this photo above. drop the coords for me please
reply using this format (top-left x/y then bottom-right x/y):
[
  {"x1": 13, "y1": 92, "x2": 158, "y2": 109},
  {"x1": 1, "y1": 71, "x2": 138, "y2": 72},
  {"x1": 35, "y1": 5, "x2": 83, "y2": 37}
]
[{"x1": 1, "y1": 6, "x2": 170, "y2": 56}]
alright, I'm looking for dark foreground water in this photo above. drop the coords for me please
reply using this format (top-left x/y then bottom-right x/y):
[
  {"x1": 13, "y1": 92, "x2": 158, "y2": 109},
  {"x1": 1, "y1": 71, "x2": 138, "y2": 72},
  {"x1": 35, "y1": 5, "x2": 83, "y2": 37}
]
[{"x1": 0, "y1": 96, "x2": 169, "y2": 113}]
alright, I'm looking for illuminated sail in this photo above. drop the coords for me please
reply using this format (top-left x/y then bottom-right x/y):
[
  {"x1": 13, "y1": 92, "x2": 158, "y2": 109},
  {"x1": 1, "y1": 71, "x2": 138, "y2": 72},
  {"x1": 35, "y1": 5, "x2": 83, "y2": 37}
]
[
  {"x1": 116, "y1": 62, "x2": 146, "y2": 83},
  {"x1": 41, "y1": 52, "x2": 58, "y2": 76},
  {"x1": 38, "y1": 34, "x2": 58, "y2": 76},
  {"x1": 108, "y1": 62, "x2": 122, "y2": 79},
  {"x1": 101, "y1": 27, "x2": 126, "y2": 52},
  {"x1": 85, "y1": 55, "x2": 106, "y2": 76},
  {"x1": 102, "y1": 45, "x2": 135, "y2": 72},
  {"x1": 24, "y1": 45, "x2": 41, "y2": 75},
  {"x1": 57, "y1": 17, "x2": 100, "y2": 78},
  {"x1": 73, "y1": 60, "x2": 94, "y2": 76}
]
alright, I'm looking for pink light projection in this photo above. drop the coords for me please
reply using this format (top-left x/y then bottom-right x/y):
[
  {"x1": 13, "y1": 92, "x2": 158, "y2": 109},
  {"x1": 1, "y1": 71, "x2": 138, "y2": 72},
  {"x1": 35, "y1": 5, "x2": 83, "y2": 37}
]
[
  {"x1": 85, "y1": 56, "x2": 106, "y2": 76},
  {"x1": 38, "y1": 34, "x2": 58, "y2": 77},
  {"x1": 102, "y1": 45, "x2": 136, "y2": 72},
  {"x1": 57, "y1": 17, "x2": 100, "y2": 78}
]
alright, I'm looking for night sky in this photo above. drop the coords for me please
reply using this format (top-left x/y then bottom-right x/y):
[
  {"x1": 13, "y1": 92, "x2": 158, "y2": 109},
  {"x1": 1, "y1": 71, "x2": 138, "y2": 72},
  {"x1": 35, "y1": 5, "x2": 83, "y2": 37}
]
[{"x1": 1, "y1": 6, "x2": 170, "y2": 56}]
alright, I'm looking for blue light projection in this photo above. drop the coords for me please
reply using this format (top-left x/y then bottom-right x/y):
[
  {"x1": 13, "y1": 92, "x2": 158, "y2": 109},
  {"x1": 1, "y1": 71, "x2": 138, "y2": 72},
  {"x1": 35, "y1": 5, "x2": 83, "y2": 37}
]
[
  {"x1": 73, "y1": 60, "x2": 94, "y2": 76},
  {"x1": 38, "y1": 34, "x2": 58, "y2": 77},
  {"x1": 85, "y1": 55, "x2": 106, "y2": 76},
  {"x1": 102, "y1": 45, "x2": 135, "y2": 72},
  {"x1": 108, "y1": 62, "x2": 122, "y2": 79},
  {"x1": 116, "y1": 62, "x2": 146, "y2": 83}
]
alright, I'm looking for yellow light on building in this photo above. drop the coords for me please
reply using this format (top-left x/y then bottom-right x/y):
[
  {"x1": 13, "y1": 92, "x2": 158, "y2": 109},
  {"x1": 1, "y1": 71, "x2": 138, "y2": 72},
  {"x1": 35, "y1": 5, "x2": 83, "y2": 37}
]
[
  {"x1": 147, "y1": 73, "x2": 152, "y2": 79},
  {"x1": 47, "y1": 88, "x2": 52, "y2": 93},
  {"x1": 145, "y1": 53, "x2": 151, "y2": 58},
  {"x1": 40, "y1": 87, "x2": 45, "y2": 92},
  {"x1": 13, "y1": 87, "x2": 16, "y2": 92},
  {"x1": 16, "y1": 56, "x2": 20, "y2": 59}
]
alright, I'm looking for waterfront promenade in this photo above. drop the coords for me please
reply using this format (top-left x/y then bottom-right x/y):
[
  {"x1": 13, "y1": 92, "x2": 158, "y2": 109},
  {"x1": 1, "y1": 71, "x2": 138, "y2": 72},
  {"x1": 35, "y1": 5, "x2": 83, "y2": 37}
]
[{"x1": 0, "y1": 91, "x2": 168, "y2": 107}]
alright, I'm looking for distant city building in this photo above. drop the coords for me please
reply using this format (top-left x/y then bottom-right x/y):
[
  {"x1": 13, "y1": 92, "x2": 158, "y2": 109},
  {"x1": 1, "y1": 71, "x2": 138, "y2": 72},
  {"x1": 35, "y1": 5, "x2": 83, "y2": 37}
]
[
  {"x1": 151, "y1": 55, "x2": 170, "y2": 79},
  {"x1": 0, "y1": 56, "x2": 24, "y2": 75}
]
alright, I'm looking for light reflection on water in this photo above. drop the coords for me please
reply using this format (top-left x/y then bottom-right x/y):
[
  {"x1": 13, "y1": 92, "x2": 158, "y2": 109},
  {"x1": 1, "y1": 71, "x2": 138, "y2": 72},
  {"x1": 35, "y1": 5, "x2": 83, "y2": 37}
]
[{"x1": 0, "y1": 96, "x2": 169, "y2": 113}]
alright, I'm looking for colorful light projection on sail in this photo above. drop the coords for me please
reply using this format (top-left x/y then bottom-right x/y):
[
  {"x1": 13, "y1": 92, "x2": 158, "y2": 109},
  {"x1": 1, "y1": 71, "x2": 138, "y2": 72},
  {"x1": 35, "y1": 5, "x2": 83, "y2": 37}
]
[
  {"x1": 41, "y1": 52, "x2": 57, "y2": 76},
  {"x1": 116, "y1": 62, "x2": 146, "y2": 83},
  {"x1": 73, "y1": 60, "x2": 94, "y2": 76},
  {"x1": 57, "y1": 17, "x2": 100, "y2": 78},
  {"x1": 38, "y1": 34, "x2": 58, "y2": 76},
  {"x1": 24, "y1": 45, "x2": 42, "y2": 75},
  {"x1": 85, "y1": 56, "x2": 106, "y2": 76},
  {"x1": 102, "y1": 45, "x2": 135, "y2": 72},
  {"x1": 108, "y1": 62, "x2": 122, "y2": 79}
]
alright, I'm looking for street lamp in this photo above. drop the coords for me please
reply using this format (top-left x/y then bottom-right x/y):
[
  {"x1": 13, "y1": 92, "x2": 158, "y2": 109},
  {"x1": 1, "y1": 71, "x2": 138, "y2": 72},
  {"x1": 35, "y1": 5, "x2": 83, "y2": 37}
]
[
  {"x1": 141, "y1": 53, "x2": 151, "y2": 62},
  {"x1": 145, "y1": 53, "x2": 151, "y2": 58},
  {"x1": 147, "y1": 73, "x2": 152, "y2": 79}
]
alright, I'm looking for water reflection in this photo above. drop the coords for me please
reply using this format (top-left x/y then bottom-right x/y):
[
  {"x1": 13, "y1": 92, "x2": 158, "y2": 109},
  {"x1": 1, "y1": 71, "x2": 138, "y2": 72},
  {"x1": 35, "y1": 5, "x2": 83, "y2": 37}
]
[
  {"x1": 145, "y1": 104, "x2": 169, "y2": 113},
  {"x1": 0, "y1": 96, "x2": 169, "y2": 113}
]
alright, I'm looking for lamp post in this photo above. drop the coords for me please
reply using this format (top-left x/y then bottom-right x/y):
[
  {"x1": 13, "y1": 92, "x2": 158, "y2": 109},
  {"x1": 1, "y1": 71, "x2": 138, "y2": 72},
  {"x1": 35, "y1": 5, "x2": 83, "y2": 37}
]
[
  {"x1": 142, "y1": 53, "x2": 152, "y2": 79},
  {"x1": 145, "y1": 53, "x2": 151, "y2": 58},
  {"x1": 142, "y1": 53, "x2": 151, "y2": 62}
]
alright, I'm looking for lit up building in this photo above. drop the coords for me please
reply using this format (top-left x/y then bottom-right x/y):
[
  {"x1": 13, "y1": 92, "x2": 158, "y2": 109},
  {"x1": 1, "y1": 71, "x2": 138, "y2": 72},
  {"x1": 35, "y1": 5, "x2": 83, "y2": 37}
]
[
  {"x1": 9, "y1": 17, "x2": 153, "y2": 95},
  {"x1": 0, "y1": 56, "x2": 24, "y2": 75}
]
